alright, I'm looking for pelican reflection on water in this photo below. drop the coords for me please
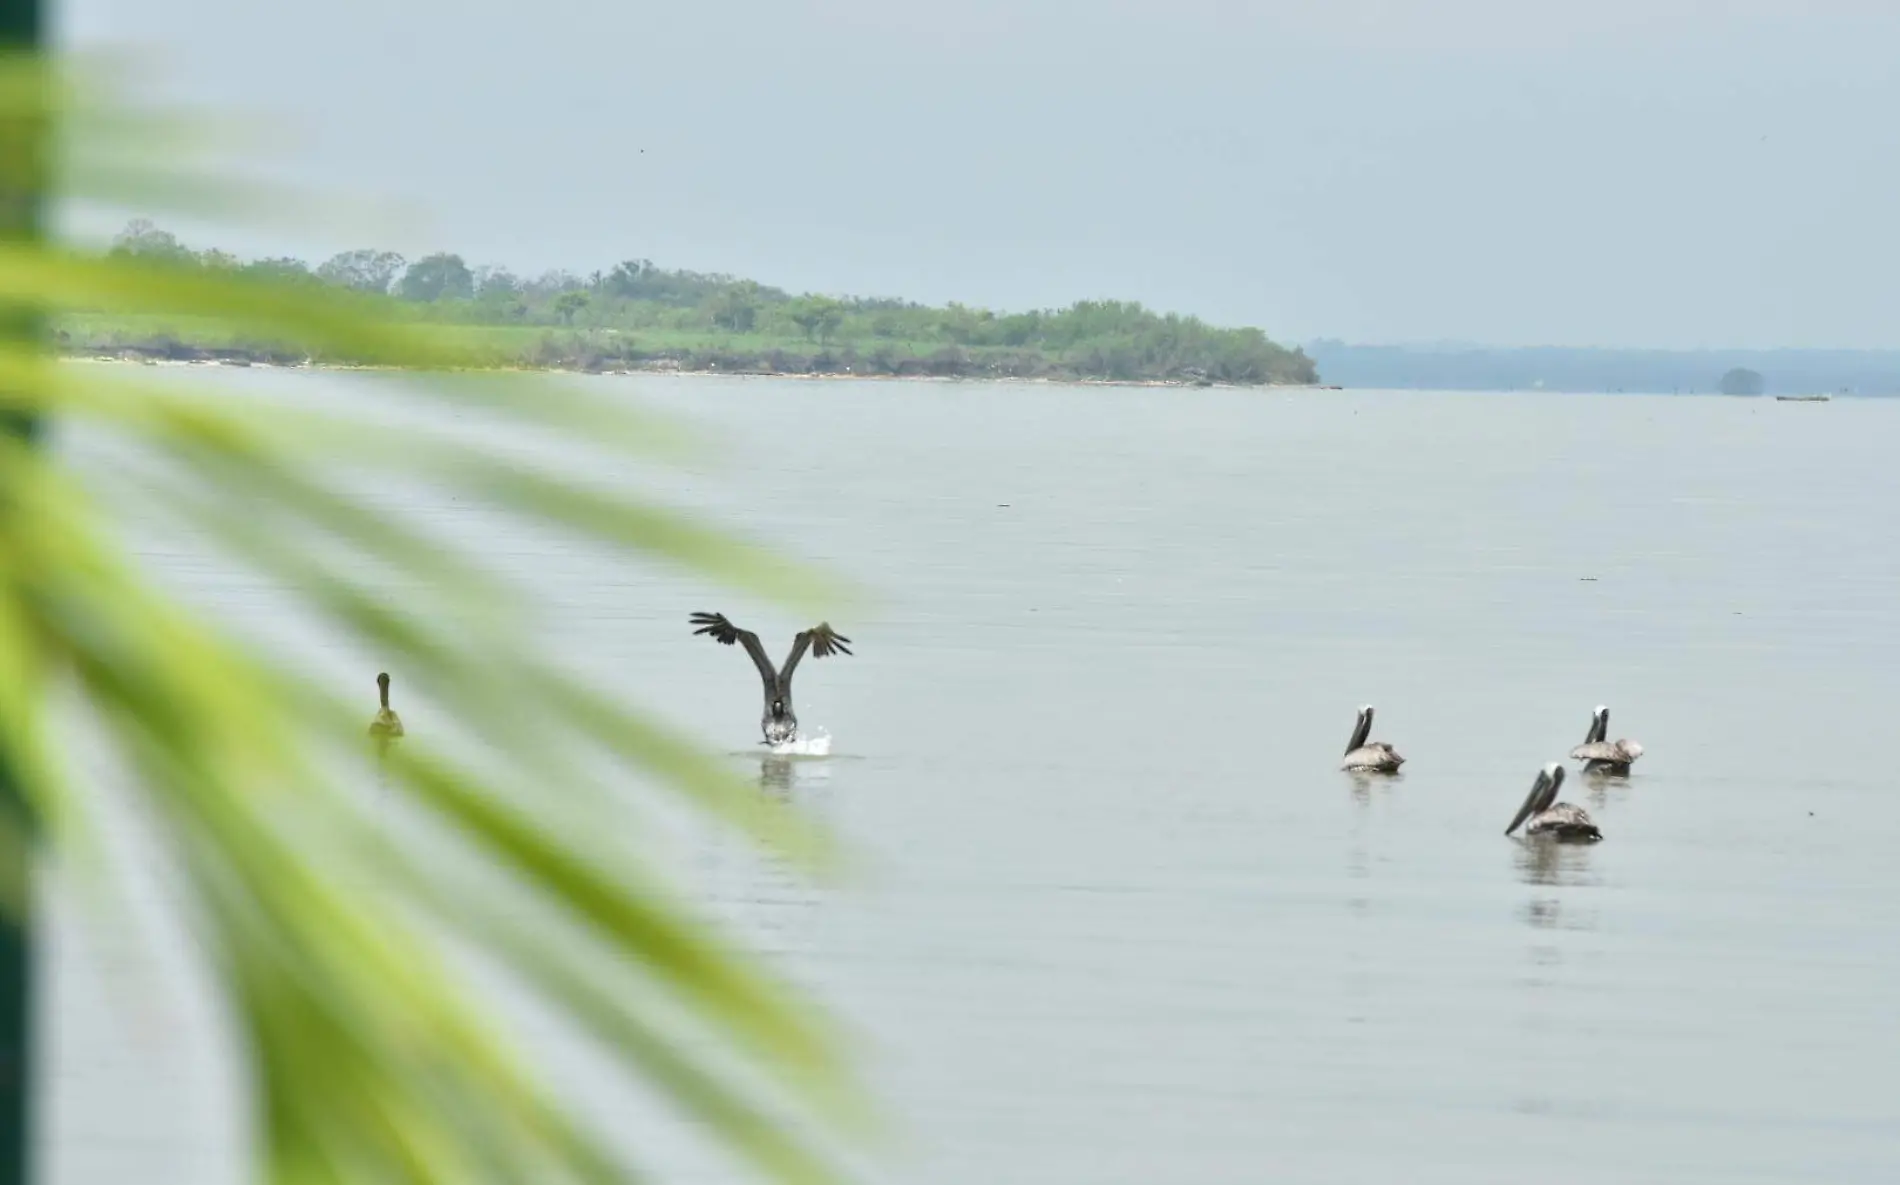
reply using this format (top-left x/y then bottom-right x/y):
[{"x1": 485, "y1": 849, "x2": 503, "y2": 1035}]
[
  {"x1": 758, "y1": 755, "x2": 797, "y2": 796},
  {"x1": 1505, "y1": 763, "x2": 1603, "y2": 843},
  {"x1": 1515, "y1": 838, "x2": 1604, "y2": 891},
  {"x1": 1340, "y1": 704, "x2": 1405, "y2": 773},
  {"x1": 1570, "y1": 704, "x2": 1643, "y2": 775}
]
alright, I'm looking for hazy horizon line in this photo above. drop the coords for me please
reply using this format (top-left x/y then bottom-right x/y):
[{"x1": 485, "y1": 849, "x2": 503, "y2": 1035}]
[{"x1": 1307, "y1": 339, "x2": 1900, "y2": 356}]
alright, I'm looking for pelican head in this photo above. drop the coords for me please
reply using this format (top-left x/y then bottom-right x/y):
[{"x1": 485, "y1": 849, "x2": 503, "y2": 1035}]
[
  {"x1": 1505, "y1": 762, "x2": 1564, "y2": 837},
  {"x1": 1343, "y1": 704, "x2": 1375, "y2": 756}
]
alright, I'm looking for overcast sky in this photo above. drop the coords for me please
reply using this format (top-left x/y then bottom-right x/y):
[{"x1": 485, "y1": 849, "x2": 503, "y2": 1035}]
[{"x1": 59, "y1": 1, "x2": 1900, "y2": 348}]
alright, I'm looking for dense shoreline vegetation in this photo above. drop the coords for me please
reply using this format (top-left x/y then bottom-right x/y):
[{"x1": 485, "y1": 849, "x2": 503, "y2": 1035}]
[{"x1": 62, "y1": 221, "x2": 1318, "y2": 386}]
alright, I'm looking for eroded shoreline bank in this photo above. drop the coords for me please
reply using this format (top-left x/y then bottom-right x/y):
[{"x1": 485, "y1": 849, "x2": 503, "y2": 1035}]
[{"x1": 65, "y1": 344, "x2": 1329, "y2": 390}]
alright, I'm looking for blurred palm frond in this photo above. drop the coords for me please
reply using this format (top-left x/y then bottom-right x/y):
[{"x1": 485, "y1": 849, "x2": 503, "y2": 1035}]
[{"x1": 0, "y1": 51, "x2": 871, "y2": 1185}]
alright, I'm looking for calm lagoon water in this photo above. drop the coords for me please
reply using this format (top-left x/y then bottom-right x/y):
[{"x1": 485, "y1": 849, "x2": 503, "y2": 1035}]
[{"x1": 44, "y1": 374, "x2": 1900, "y2": 1184}]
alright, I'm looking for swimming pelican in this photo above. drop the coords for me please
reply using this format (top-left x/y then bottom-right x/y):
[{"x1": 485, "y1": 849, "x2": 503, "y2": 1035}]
[
  {"x1": 1505, "y1": 763, "x2": 1602, "y2": 842},
  {"x1": 690, "y1": 612, "x2": 852, "y2": 745},
  {"x1": 1570, "y1": 704, "x2": 1643, "y2": 775},
  {"x1": 1340, "y1": 704, "x2": 1405, "y2": 773},
  {"x1": 367, "y1": 671, "x2": 404, "y2": 740}
]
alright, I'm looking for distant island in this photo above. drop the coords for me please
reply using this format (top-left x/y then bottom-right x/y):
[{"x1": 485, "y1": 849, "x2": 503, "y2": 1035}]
[
  {"x1": 1306, "y1": 340, "x2": 1900, "y2": 396},
  {"x1": 61, "y1": 220, "x2": 1317, "y2": 387}
]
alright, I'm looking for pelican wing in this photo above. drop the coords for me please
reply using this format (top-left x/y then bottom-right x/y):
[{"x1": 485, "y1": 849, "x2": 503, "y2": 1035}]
[
  {"x1": 1570, "y1": 740, "x2": 1627, "y2": 762},
  {"x1": 690, "y1": 611, "x2": 778, "y2": 691},
  {"x1": 1341, "y1": 744, "x2": 1402, "y2": 772},
  {"x1": 1527, "y1": 802, "x2": 1601, "y2": 841},
  {"x1": 779, "y1": 622, "x2": 852, "y2": 687}
]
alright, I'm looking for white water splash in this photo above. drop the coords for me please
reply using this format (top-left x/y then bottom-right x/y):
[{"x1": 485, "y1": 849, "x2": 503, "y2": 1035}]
[{"x1": 767, "y1": 728, "x2": 832, "y2": 757}]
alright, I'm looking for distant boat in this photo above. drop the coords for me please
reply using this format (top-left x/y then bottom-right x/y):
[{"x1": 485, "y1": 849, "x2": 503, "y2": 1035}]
[{"x1": 1775, "y1": 394, "x2": 1830, "y2": 402}]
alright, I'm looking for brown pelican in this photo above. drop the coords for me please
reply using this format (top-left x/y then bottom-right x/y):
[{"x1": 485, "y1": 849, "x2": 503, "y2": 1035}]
[
  {"x1": 1340, "y1": 704, "x2": 1404, "y2": 773},
  {"x1": 1570, "y1": 705, "x2": 1643, "y2": 775},
  {"x1": 690, "y1": 612, "x2": 852, "y2": 745},
  {"x1": 1505, "y1": 763, "x2": 1602, "y2": 842},
  {"x1": 367, "y1": 672, "x2": 404, "y2": 740}
]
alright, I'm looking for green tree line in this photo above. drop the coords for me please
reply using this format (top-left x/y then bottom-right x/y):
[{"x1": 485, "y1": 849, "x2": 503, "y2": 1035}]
[{"x1": 77, "y1": 219, "x2": 1318, "y2": 385}]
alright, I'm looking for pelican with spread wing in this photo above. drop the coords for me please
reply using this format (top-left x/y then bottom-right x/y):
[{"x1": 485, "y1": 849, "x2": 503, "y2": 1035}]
[{"x1": 690, "y1": 612, "x2": 853, "y2": 745}]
